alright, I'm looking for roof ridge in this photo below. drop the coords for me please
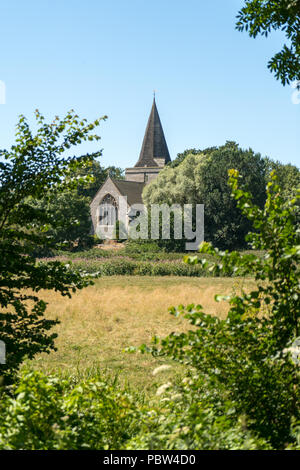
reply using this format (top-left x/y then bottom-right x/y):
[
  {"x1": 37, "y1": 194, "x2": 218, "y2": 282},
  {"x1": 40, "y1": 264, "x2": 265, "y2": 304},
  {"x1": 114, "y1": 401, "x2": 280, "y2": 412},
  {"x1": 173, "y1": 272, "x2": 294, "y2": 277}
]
[{"x1": 112, "y1": 178, "x2": 144, "y2": 183}]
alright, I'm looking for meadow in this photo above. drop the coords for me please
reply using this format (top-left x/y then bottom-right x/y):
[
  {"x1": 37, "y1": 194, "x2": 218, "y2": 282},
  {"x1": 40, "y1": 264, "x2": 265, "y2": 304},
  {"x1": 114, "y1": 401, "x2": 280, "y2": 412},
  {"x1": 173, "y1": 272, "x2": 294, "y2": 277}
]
[{"x1": 26, "y1": 275, "x2": 256, "y2": 393}]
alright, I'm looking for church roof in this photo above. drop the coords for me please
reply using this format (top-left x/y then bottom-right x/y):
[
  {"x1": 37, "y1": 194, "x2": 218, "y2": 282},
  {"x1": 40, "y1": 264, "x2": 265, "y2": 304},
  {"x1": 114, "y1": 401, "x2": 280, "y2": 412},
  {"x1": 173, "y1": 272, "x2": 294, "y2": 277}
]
[
  {"x1": 134, "y1": 98, "x2": 171, "y2": 168},
  {"x1": 112, "y1": 179, "x2": 145, "y2": 206}
]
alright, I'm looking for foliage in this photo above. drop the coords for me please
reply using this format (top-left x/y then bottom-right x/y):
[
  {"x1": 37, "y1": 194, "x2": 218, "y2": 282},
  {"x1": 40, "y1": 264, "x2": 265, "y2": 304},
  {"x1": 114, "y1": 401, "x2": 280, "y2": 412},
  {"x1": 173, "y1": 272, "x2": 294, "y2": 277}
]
[
  {"x1": 122, "y1": 243, "x2": 190, "y2": 261},
  {"x1": 0, "y1": 367, "x2": 270, "y2": 450},
  {"x1": 264, "y1": 157, "x2": 300, "y2": 202},
  {"x1": 143, "y1": 141, "x2": 267, "y2": 250},
  {"x1": 114, "y1": 219, "x2": 128, "y2": 242},
  {"x1": 30, "y1": 161, "x2": 124, "y2": 252},
  {"x1": 126, "y1": 373, "x2": 271, "y2": 450},
  {"x1": 236, "y1": 0, "x2": 300, "y2": 85},
  {"x1": 74, "y1": 160, "x2": 124, "y2": 200},
  {"x1": 142, "y1": 170, "x2": 300, "y2": 448},
  {"x1": 31, "y1": 189, "x2": 94, "y2": 253},
  {"x1": 168, "y1": 146, "x2": 217, "y2": 169},
  {"x1": 53, "y1": 245, "x2": 263, "y2": 263},
  {"x1": 47, "y1": 258, "x2": 219, "y2": 277},
  {"x1": 52, "y1": 245, "x2": 200, "y2": 261},
  {"x1": 0, "y1": 369, "x2": 140, "y2": 450},
  {"x1": 123, "y1": 239, "x2": 163, "y2": 255},
  {"x1": 0, "y1": 110, "x2": 105, "y2": 383},
  {"x1": 127, "y1": 210, "x2": 187, "y2": 253},
  {"x1": 53, "y1": 247, "x2": 114, "y2": 259}
]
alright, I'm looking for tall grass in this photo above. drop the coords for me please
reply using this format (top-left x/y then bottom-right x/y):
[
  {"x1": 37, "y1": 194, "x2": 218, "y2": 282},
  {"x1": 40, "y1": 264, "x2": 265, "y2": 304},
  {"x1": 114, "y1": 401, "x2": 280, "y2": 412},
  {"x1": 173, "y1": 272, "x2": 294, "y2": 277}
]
[{"x1": 25, "y1": 276, "x2": 256, "y2": 392}]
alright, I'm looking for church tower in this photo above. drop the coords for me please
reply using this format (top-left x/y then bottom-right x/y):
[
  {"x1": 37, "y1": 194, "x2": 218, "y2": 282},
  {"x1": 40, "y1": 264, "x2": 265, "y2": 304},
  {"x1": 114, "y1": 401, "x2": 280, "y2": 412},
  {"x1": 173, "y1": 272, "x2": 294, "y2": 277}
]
[
  {"x1": 125, "y1": 97, "x2": 171, "y2": 183},
  {"x1": 90, "y1": 97, "x2": 171, "y2": 237}
]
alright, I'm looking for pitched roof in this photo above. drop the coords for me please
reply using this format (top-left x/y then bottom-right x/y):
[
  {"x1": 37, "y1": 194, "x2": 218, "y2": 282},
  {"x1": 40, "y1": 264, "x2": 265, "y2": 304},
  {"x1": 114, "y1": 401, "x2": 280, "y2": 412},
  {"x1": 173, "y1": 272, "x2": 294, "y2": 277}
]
[
  {"x1": 135, "y1": 98, "x2": 171, "y2": 168},
  {"x1": 112, "y1": 179, "x2": 145, "y2": 206}
]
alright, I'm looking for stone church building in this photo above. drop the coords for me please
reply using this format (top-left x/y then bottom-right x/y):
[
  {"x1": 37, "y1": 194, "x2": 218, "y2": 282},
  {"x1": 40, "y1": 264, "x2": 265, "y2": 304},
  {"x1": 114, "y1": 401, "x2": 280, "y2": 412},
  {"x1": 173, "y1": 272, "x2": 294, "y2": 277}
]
[{"x1": 90, "y1": 98, "x2": 171, "y2": 238}]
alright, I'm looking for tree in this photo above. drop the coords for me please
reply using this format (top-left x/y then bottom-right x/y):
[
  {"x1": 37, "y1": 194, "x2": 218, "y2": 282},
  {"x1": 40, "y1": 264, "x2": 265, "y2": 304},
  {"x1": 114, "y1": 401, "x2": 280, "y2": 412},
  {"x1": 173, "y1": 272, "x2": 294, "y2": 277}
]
[
  {"x1": 143, "y1": 142, "x2": 267, "y2": 250},
  {"x1": 145, "y1": 171, "x2": 300, "y2": 448},
  {"x1": 0, "y1": 110, "x2": 106, "y2": 383},
  {"x1": 75, "y1": 160, "x2": 124, "y2": 199},
  {"x1": 169, "y1": 146, "x2": 217, "y2": 169},
  {"x1": 32, "y1": 190, "x2": 93, "y2": 252},
  {"x1": 236, "y1": 0, "x2": 300, "y2": 85},
  {"x1": 264, "y1": 157, "x2": 300, "y2": 200},
  {"x1": 30, "y1": 161, "x2": 124, "y2": 252}
]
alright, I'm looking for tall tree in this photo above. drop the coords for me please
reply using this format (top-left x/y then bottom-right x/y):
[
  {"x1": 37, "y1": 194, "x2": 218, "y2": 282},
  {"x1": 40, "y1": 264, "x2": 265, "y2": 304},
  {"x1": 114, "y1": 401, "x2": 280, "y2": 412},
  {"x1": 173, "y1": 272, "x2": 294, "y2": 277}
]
[
  {"x1": 0, "y1": 110, "x2": 105, "y2": 383},
  {"x1": 143, "y1": 142, "x2": 267, "y2": 250},
  {"x1": 75, "y1": 160, "x2": 124, "y2": 199}
]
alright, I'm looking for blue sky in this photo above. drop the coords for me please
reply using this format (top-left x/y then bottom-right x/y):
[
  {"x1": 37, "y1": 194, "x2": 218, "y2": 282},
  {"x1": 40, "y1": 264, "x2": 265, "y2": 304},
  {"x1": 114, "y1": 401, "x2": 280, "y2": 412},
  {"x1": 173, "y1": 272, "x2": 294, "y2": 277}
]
[{"x1": 0, "y1": 0, "x2": 299, "y2": 168}]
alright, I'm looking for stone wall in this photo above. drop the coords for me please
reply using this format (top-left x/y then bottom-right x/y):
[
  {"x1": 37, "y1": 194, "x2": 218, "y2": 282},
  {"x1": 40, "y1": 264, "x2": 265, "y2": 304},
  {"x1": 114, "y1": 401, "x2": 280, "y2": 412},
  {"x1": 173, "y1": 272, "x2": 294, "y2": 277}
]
[
  {"x1": 125, "y1": 167, "x2": 161, "y2": 184},
  {"x1": 90, "y1": 178, "x2": 124, "y2": 235}
]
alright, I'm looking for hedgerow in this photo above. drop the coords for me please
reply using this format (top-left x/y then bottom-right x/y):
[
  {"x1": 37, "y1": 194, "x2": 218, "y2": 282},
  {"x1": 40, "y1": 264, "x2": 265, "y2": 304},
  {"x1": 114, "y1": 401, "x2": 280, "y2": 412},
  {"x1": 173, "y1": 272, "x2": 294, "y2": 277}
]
[
  {"x1": 0, "y1": 368, "x2": 270, "y2": 450},
  {"x1": 45, "y1": 259, "x2": 221, "y2": 277}
]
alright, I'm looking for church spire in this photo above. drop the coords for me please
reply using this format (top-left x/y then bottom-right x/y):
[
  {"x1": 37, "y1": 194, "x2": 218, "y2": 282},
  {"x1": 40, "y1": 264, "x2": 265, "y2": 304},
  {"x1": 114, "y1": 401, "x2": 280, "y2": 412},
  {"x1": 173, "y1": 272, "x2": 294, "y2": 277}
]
[{"x1": 134, "y1": 97, "x2": 171, "y2": 168}]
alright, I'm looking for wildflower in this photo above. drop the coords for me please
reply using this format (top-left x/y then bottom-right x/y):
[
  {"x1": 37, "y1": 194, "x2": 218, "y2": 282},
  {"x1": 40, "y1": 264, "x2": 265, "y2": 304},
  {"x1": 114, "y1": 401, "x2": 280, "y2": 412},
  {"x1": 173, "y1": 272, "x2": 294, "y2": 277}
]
[
  {"x1": 156, "y1": 382, "x2": 172, "y2": 396},
  {"x1": 283, "y1": 338, "x2": 300, "y2": 365},
  {"x1": 152, "y1": 365, "x2": 172, "y2": 376}
]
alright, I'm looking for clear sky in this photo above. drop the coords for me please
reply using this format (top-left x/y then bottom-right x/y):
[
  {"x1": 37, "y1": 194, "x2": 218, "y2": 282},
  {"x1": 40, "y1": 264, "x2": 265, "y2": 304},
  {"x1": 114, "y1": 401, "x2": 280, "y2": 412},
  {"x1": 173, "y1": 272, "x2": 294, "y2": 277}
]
[{"x1": 0, "y1": 0, "x2": 299, "y2": 168}]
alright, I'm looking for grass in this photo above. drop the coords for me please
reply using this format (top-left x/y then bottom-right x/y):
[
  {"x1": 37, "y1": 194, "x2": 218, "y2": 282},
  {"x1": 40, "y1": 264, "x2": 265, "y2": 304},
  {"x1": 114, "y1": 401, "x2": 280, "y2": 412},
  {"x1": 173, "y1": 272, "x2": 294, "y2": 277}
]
[{"x1": 26, "y1": 275, "x2": 256, "y2": 394}]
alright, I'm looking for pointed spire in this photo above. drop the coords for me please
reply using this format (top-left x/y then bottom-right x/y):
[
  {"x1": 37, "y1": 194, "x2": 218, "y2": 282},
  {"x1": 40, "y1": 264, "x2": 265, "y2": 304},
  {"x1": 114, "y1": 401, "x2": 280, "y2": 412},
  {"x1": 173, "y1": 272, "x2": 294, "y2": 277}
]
[{"x1": 135, "y1": 98, "x2": 171, "y2": 167}]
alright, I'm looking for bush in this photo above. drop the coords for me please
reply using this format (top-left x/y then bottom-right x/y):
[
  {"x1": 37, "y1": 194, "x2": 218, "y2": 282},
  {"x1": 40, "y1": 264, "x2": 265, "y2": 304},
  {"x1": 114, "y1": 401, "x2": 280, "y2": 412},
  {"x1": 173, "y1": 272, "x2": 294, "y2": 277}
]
[
  {"x1": 0, "y1": 369, "x2": 140, "y2": 450},
  {"x1": 126, "y1": 373, "x2": 271, "y2": 450},
  {"x1": 99, "y1": 259, "x2": 136, "y2": 276},
  {"x1": 0, "y1": 368, "x2": 270, "y2": 450},
  {"x1": 57, "y1": 258, "x2": 219, "y2": 277},
  {"x1": 124, "y1": 239, "x2": 162, "y2": 255},
  {"x1": 142, "y1": 171, "x2": 300, "y2": 449},
  {"x1": 53, "y1": 247, "x2": 114, "y2": 259}
]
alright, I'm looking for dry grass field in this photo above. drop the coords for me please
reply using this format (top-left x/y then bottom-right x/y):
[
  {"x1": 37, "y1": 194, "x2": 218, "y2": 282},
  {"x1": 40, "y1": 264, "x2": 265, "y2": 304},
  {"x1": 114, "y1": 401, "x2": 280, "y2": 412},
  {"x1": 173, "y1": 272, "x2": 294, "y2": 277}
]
[{"x1": 26, "y1": 276, "x2": 256, "y2": 393}]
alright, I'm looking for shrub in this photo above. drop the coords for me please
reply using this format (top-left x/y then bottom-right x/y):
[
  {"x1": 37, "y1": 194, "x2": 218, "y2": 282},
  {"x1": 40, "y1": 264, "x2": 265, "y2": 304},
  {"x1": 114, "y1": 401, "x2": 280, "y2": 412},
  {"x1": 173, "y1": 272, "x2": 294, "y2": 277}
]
[
  {"x1": 53, "y1": 248, "x2": 114, "y2": 259},
  {"x1": 0, "y1": 368, "x2": 270, "y2": 450},
  {"x1": 0, "y1": 369, "x2": 140, "y2": 450},
  {"x1": 135, "y1": 262, "x2": 153, "y2": 276},
  {"x1": 63, "y1": 259, "x2": 218, "y2": 277},
  {"x1": 100, "y1": 259, "x2": 136, "y2": 276},
  {"x1": 126, "y1": 374, "x2": 271, "y2": 450},
  {"x1": 142, "y1": 171, "x2": 300, "y2": 448},
  {"x1": 124, "y1": 239, "x2": 162, "y2": 255}
]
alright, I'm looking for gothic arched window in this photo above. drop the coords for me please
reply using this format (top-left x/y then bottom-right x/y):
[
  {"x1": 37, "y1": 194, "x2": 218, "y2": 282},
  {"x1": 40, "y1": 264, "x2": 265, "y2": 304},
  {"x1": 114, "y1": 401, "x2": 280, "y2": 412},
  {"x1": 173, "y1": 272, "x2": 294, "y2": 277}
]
[{"x1": 99, "y1": 194, "x2": 118, "y2": 226}]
